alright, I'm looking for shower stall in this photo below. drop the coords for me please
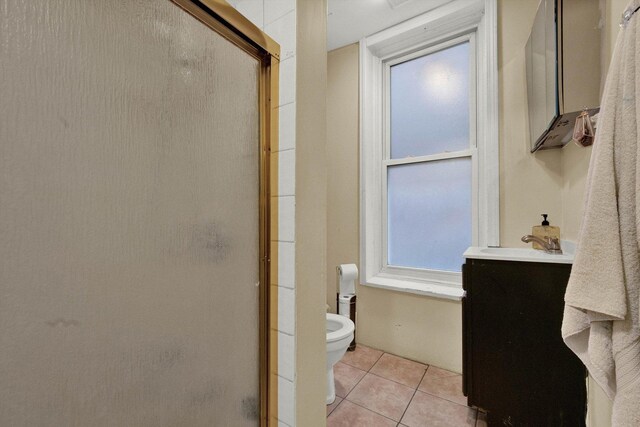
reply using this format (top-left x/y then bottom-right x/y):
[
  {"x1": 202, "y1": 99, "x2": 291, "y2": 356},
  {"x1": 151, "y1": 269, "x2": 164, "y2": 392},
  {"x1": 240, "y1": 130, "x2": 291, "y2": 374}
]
[{"x1": 0, "y1": 0, "x2": 279, "y2": 425}]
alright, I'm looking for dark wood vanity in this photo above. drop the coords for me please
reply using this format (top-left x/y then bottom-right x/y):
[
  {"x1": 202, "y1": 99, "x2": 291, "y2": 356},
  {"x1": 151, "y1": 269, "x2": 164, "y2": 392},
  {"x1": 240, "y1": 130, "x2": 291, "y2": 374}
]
[{"x1": 462, "y1": 253, "x2": 587, "y2": 426}]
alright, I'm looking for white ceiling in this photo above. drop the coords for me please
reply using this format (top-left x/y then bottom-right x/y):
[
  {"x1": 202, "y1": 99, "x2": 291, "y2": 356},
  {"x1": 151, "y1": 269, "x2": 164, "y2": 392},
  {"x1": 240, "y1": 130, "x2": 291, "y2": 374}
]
[{"x1": 327, "y1": 0, "x2": 454, "y2": 51}]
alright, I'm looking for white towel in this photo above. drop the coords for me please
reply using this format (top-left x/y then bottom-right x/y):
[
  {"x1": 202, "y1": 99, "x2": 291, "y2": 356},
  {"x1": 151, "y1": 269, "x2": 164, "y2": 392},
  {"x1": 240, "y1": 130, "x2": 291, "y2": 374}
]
[{"x1": 562, "y1": 1, "x2": 640, "y2": 425}]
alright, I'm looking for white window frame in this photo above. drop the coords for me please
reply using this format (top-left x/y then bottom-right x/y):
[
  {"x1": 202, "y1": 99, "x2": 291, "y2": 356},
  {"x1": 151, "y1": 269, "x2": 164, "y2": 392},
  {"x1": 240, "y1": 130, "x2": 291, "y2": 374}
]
[{"x1": 360, "y1": 0, "x2": 499, "y2": 300}]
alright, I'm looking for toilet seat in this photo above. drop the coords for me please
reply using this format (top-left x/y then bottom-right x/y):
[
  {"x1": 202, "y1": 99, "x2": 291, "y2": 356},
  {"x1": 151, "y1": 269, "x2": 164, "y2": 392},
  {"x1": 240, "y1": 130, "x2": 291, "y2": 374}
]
[{"x1": 326, "y1": 313, "x2": 355, "y2": 343}]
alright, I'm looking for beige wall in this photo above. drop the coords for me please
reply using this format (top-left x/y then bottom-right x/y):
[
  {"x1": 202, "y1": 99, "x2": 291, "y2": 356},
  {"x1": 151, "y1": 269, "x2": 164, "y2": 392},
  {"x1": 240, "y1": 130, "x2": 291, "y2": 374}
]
[
  {"x1": 356, "y1": 286, "x2": 462, "y2": 371},
  {"x1": 326, "y1": 0, "x2": 627, "y2": 423},
  {"x1": 326, "y1": 44, "x2": 360, "y2": 314},
  {"x1": 499, "y1": 0, "x2": 565, "y2": 247},
  {"x1": 295, "y1": 0, "x2": 328, "y2": 425}
]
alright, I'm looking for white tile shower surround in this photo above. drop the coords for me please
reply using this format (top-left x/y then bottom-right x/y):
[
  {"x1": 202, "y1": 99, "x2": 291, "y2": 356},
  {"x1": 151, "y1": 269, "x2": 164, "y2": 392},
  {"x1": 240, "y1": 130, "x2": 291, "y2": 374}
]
[
  {"x1": 278, "y1": 330, "x2": 295, "y2": 381},
  {"x1": 278, "y1": 149, "x2": 296, "y2": 196},
  {"x1": 278, "y1": 241, "x2": 295, "y2": 288},
  {"x1": 279, "y1": 102, "x2": 296, "y2": 151},
  {"x1": 264, "y1": 0, "x2": 296, "y2": 25},
  {"x1": 232, "y1": 0, "x2": 264, "y2": 28},
  {"x1": 278, "y1": 287, "x2": 296, "y2": 336},
  {"x1": 228, "y1": 1, "x2": 298, "y2": 425},
  {"x1": 278, "y1": 58, "x2": 297, "y2": 106},
  {"x1": 265, "y1": 11, "x2": 296, "y2": 60},
  {"x1": 277, "y1": 196, "x2": 296, "y2": 242}
]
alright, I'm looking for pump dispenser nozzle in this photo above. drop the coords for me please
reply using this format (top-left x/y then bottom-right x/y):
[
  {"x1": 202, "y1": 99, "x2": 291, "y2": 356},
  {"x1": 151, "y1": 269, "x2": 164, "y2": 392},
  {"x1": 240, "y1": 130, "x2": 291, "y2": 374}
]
[{"x1": 541, "y1": 214, "x2": 549, "y2": 226}]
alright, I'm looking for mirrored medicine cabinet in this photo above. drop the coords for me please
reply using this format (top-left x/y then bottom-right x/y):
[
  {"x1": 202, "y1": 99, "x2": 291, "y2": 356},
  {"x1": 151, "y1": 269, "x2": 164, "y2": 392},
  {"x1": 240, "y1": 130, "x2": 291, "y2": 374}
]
[{"x1": 525, "y1": 0, "x2": 601, "y2": 152}]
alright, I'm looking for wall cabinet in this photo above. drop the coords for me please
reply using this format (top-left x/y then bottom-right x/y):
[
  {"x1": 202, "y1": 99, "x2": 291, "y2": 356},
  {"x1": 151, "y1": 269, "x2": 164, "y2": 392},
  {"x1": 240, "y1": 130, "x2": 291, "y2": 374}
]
[{"x1": 462, "y1": 257, "x2": 586, "y2": 426}]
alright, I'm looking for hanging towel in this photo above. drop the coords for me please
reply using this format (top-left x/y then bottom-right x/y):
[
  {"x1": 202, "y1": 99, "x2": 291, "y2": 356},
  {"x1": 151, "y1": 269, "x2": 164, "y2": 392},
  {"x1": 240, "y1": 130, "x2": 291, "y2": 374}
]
[{"x1": 562, "y1": 1, "x2": 640, "y2": 425}]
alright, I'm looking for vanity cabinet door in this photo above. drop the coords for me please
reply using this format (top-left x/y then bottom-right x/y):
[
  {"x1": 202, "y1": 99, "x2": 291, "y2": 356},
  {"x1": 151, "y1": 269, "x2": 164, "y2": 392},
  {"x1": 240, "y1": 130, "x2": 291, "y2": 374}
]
[{"x1": 462, "y1": 259, "x2": 586, "y2": 426}]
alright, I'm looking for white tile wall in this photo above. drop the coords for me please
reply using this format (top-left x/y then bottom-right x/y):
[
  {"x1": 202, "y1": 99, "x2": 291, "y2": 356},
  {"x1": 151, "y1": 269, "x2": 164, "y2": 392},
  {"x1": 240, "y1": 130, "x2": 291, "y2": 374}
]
[
  {"x1": 277, "y1": 287, "x2": 295, "y2": 335},
  {"x1": 278, "y1": 102, "x2": 296, "y2": 151},
  {"x1": 229, "y1": 2, "x2": 298, "y2": 425},
  {"x1": 276, "y1": 366, "x2": 295, "y2": 425},
  {"x1": 277, "y1": 331, "x2": 295, "y2": 381},
  {"x1": 278, "y1": 150, "x2": 295, "y2": 196},
  {"x1": 234, "y1": 0, "x2": 264, "y2": 28},
  {"x1": 265, "y1": 11, "x2": 296, "y2": 60},
  {"x1": 278, "y1": 241, "x2": 295, "y2": 288},
  {"x1": 278, "y1": 58, "x2": 296, "y2": 106},
  {"x1": 264, "y1": 0, "x2": 295, "y2": 25},
  {"x1": 277, "y1": 196, "x2": 296, "y2": 242},
  {"x1": 278, "y1": 376, "x2": 295, "y2": 426}
]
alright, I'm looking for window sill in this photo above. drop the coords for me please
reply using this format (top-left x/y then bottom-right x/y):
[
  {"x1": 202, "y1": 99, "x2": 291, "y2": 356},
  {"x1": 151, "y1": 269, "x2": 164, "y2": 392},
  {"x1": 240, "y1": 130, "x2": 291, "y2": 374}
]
[{"x1": 362, "y1": 275, "x2": 464, "y2": 301}]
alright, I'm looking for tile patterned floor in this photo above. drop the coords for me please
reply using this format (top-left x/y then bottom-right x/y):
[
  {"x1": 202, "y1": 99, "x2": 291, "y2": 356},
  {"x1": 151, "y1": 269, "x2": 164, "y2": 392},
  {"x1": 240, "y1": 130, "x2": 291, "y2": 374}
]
[{"x1": 327, "y1": 345, "x2": 486, "y2": 427}]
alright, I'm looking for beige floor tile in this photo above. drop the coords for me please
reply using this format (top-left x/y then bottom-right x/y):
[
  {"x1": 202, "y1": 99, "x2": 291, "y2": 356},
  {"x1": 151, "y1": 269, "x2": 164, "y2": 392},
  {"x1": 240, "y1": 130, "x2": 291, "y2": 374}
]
[
  {"x1": 326, "y1": 396, "x2": 343, "y2": 417},
  {"x1": 426, "y1": 365, "x2": 461, "y2": 379},
  {"x1": 476, "y1": 411, "x2": 488, "y2": 427},
  {"x1": 334, "y1": 362, "x2": 367, "y2": 398},
  {"x1": 418, "y1": 366, "x2": 466, "y2": 406},
  {"x1": 347, "y1": 373, "x2": 415, "y2": 421},
  {"x1": 370, "y1": 353, "x2": 428, "y2": 389},
  {"x1": 327, "y1": 400, "x2": 397, "y2": 427},
  {"x1": 401, "y1": 391, "x2": 477, "y2": 427},
  {"x1": 341, "y1": 344, "x2": 384, "y2": 371}
]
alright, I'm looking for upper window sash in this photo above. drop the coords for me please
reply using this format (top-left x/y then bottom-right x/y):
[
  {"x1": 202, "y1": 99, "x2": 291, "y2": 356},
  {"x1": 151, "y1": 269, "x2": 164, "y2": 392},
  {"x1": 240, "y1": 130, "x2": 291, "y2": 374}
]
[{"x1": 383, "y1": 33, "x2": 477, "y2": 162}]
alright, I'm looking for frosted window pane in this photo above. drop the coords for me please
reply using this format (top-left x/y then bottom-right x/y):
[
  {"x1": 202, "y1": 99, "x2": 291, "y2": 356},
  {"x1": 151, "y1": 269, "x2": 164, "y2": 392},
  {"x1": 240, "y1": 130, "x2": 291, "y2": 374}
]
[
  {"x1": 387, "y1": 159, "x2": 472, "y2": 271},
  {"x1": 390, "y1": 42, "x2": 470, "y2": 159},
  {"x1": 0, "y1": 1, "x2": 260, "y2": 425}
]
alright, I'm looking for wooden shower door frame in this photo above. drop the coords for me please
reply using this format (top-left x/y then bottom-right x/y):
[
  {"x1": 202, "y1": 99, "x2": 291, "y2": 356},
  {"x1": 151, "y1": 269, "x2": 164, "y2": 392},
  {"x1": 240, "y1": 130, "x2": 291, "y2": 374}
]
[{"x1": 169, "y1": 1, "x2": 280, "y2": 425}]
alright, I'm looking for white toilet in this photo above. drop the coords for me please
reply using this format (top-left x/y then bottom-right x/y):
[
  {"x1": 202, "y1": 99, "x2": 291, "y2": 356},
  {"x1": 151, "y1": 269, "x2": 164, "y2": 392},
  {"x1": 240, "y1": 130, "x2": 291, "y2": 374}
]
[{"x1": 326, "y1": 313, "x2": 355, "y2": 404}]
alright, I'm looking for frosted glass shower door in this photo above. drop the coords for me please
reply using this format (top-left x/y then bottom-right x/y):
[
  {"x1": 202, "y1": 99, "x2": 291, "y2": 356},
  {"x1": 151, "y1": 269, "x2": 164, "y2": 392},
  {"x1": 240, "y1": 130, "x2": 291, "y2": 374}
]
[{"x1": 0, "y1": 1, "x2": 263, "y2": 426}]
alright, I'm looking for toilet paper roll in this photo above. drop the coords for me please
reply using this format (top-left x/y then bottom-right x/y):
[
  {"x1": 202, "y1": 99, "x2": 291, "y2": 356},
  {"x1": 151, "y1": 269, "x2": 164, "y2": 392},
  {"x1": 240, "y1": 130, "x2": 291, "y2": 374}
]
[{"x1": 337, "y1": 263, "x2": 358, "y2": 295}]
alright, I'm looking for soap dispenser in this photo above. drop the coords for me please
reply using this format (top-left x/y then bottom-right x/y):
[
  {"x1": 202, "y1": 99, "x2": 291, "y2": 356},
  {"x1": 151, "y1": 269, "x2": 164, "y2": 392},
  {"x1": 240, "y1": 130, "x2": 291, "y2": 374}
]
[{"x1": 531, "y1": 214, "x2": 560, "y2": 250}]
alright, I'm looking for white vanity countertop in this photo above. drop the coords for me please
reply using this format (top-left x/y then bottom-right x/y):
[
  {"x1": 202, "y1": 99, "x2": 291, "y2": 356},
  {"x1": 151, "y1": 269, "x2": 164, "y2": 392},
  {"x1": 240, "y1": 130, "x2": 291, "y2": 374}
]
[{"x1": 464, "y1": 241, "x2": 575, "y2": 264}]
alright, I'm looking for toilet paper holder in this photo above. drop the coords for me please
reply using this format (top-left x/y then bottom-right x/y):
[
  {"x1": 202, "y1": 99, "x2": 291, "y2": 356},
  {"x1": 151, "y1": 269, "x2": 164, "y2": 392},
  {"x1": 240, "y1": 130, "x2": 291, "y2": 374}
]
[{"x1": 337, "y1": 264, "x2": 358, "y2": 351}]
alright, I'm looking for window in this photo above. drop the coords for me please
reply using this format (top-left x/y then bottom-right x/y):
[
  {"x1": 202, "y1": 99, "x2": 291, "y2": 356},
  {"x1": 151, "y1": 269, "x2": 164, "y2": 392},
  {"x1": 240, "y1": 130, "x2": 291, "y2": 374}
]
[
  {"x1": 386, "y1": 39, "x2": 474, "y2": 273},
  {"x1": 360, "y1": 0, "x2": 498, "y2": 299}
]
